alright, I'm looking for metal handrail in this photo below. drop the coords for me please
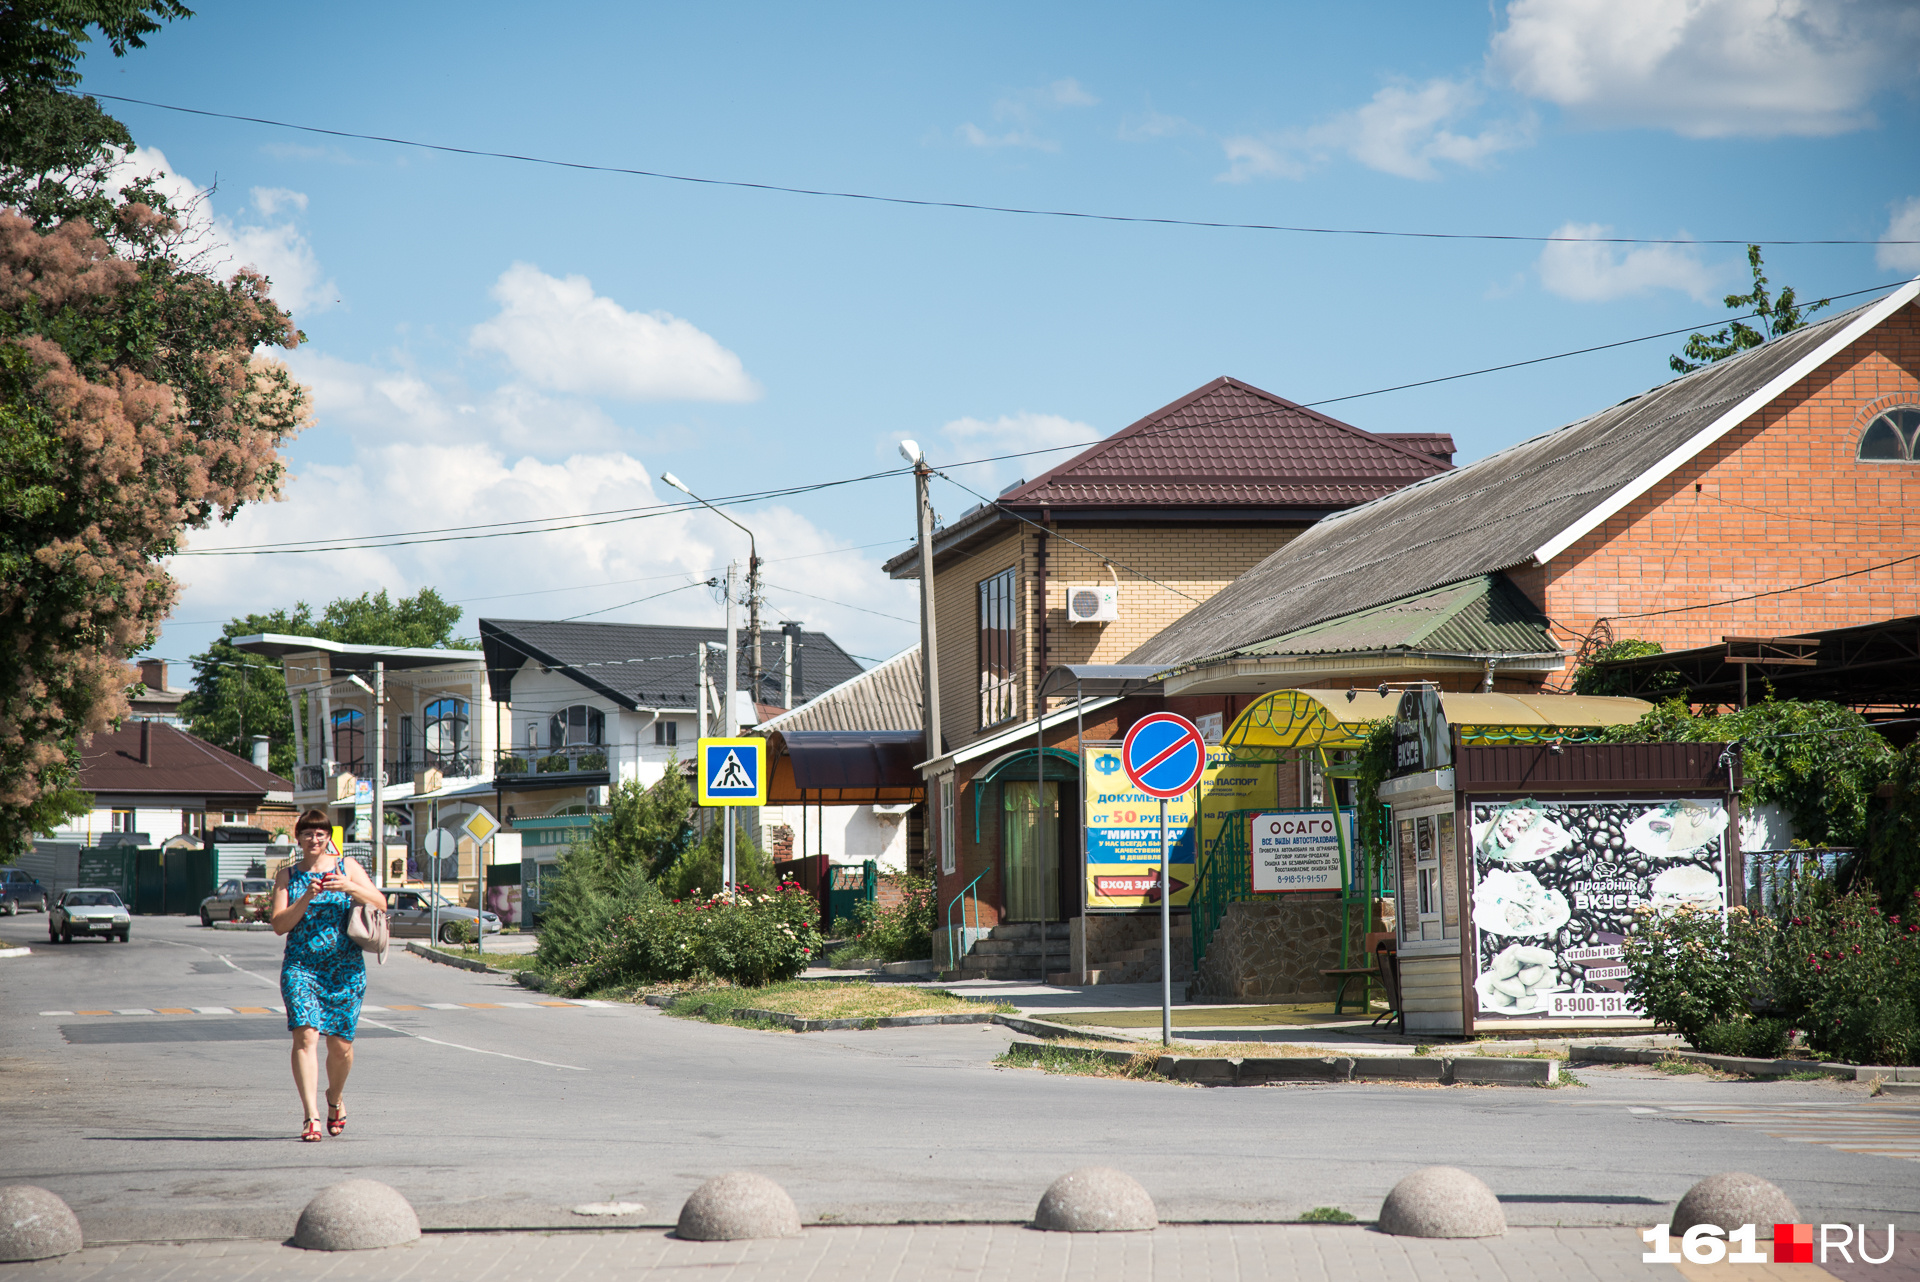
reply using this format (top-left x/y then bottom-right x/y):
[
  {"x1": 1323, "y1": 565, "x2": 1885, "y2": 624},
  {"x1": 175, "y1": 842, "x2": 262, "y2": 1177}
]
[{"x1": 945, "y1": 870, "x2": 988, "y2": 971}]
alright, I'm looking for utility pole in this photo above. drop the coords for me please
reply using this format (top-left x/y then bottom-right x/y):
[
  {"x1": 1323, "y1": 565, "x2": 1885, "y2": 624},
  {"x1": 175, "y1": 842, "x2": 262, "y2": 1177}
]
[
  {"x1": 898, "y1": 441, "x2": 943, "y2": 768},
  {"x1": 696, "y1": 642, "x2": 709, "y2": 741},
  {"x1": 724, "y1": 561, "x2": 739, "y2": 899},
  {"x1": 371, "y1": 660, "x2": 384, "y2": 882},
  {"x1": 748, "y1": 552, "x2": 762, "y2": 707}
]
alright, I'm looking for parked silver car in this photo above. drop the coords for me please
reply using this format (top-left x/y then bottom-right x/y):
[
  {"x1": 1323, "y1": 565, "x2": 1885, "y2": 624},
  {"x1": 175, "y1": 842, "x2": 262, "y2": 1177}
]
[
  {"x1": 199, "y1": 878, "x2": 274, "y2": 925},
  {"x1": 383, "y1": 889, "x2": 502, "y2": 944},
  {"x1": 50, "y1": 888, "x2": 130, "y2": 943}
]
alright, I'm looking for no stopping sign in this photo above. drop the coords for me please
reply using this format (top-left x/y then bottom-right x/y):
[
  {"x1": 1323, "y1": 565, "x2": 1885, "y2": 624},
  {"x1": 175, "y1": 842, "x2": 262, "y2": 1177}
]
[{"x1": 1121, "y1": 712, "x2": 1206, "y2": 800}]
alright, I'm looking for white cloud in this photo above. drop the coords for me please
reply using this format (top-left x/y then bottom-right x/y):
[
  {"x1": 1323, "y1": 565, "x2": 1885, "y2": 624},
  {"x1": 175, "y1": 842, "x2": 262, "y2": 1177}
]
[
  {"x1": 469, "y1": 263, "x2": 760, "y2": 403},
  {"x1": 1536, "y1": 222, "x2": 1716, "y2": 302},
  {"x1": 932, "y1": 411, "x2": 1097, "y2": 490},
  {"x1": 168, "y1": 420, "x2": 915, "y2": 667},
  {"x1": 1877, "y1": 197, "x2": 1920, "y2": 273},
  {"x1": 1219, "y1": 78, "x2": 1532, "y2": 182},
  {"x1": 107, "y1": 146, "x2": 337, "y2": 314},
  {"x1": 1048, "y1": 78, "x2": 1098, "y2": 107},
  {"x1": 1119, "y1": 109, "x2": 1199, "y2": 142},
  {"x1": 955, "y1": 123, "x2": 1057, "y2": 152},
  {"x1": 957, "y1": 77, "x2": 1097, "y2": 151},
  {"x1": 1491, "y1": 0, "x2": 1920, "y2": 138}
]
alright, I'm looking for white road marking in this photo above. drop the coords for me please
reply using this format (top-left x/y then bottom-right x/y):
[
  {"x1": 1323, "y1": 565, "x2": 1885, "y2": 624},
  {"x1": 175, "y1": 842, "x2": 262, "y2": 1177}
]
[
  {"x1": 39, "y1": 1010, "x2": 75, "y2": 1016},
  {"x1": 356, "y1": 1018, "x2": 587, "y2": 1072},
  {"x1": 424, "y1": 1002, "x2": 464, "y2": 1010},
  {"x1": 192, "y1": 1007, "x2": 236, "y2": 1014},
  {"x1": 114, "y1": 1008, "x2": 157, "y2": 1015}
]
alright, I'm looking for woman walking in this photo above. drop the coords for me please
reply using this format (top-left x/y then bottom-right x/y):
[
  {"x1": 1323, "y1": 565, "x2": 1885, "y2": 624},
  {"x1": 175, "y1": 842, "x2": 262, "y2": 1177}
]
[{"x1": 272, "y1": 809, "x2": 386, "y2": 1142}]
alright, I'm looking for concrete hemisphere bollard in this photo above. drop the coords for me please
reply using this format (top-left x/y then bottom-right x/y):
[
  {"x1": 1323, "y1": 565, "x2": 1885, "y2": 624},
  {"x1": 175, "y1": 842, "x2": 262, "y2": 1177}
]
[
  {"x1": 1376, "y1": 1167, "x2": 1507, "y2": 1239},
  {"x1": 1670, "y1": 1172, "x2": 1799, "y2": 1239},
  {"x1": 1033, "y1": 1167, "x2": 1158, "y2": 1233},
  {"x1": 293, "y1": 1179, "x2": 421, "y2": 1251},
  {"x1": 676, "y1": 1172, "x2": 802, "y2": 1241},
  {"x1": 0, "y1": 1186, "x2": 83, "y2": 1263}
]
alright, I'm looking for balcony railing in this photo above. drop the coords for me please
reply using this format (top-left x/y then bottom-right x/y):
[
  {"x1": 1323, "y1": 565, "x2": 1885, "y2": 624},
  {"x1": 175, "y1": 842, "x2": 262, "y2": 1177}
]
[
  {"x1": 495, "y1": 743, "x2": 611, "y2": 778},
  {"x1": 294, "y1": 754, "x2": 478, "y2": 796}
]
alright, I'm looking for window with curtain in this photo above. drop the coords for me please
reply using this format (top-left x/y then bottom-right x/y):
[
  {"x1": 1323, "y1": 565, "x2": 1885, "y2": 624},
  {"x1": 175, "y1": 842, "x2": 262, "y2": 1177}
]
[
  {"x1": 1002, "y1": 780, "x2": 1059, "y2": 922},
  {"x1": 424, "y1": 698, "x2": 469, "y2": 770},
  {"x1": 939, "y1": 775, "x2": 957, "y2": 877},
  {"x1": 549, "y1": 704, "x2": 605, "y2": 747},
  {"x1": 977, "y1": 567, "x2": 1018, "y2": 727},
  {"x1": 331, "y1": 708, "x2": 364, "y2": 769}
]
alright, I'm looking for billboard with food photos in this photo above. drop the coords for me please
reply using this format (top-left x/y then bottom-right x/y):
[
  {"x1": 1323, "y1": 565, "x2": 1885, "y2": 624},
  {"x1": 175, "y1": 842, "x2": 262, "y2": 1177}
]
[{"x1": 1469, "y1": 797, "x2": 1729, "y2": 1022}]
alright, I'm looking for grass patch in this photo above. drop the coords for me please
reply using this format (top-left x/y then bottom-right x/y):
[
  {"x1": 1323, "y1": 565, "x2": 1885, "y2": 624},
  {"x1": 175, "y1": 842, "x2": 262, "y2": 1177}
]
[
  {"x1": 996, "y1": 1044, "x2": 1164, "y2": 1079},
  {"x1": 1782, "y1": 1069, "x2": 1836, "y2": 1081},
  {"x1": 1299, "y1": 1207, "x2": 1356, "y2": 1223},
  {"x1": 1653, "y1": 1054, "x2": 1742, "y2": 1079},
  {"x1": 436, "y1": 948, "x2": 543, "y2": 973},
  {"x1": 668, "y1": 981, "x2": 1015, "y2": 1024}
]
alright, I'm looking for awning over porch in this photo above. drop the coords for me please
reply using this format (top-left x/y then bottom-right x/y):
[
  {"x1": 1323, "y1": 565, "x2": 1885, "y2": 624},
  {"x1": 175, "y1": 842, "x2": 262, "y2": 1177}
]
[
  {"x1": 763, "y1": 730, "x2": 926, "y2": 804},
  {"x1": 1220, "y1": 689, "x2": 1651, "y2": 754}
]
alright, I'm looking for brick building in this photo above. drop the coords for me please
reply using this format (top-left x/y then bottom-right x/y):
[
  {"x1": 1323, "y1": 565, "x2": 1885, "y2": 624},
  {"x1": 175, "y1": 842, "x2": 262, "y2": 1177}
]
[
  {"x1": 1132, "y1": 283, "x2": 1920, "y2": 696},
  {"x1": 884, "y1": 376, "x2": 1454, "y2": 974}
]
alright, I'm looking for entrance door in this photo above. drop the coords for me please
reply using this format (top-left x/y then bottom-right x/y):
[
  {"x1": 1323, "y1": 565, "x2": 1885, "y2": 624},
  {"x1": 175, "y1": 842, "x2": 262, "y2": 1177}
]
[{"x1": 1003, "y1": 781, "x2": 1059, "y2": 922}]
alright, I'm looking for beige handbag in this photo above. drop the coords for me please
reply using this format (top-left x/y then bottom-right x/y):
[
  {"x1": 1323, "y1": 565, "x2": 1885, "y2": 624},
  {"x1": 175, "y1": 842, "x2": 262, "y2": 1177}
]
[{"x1": 346, "y1": 901, "x2": 389, "y2": 963}]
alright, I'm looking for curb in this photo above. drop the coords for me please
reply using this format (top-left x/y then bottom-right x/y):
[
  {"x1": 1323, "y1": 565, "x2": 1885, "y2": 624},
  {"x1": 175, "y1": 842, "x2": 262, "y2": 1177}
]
[
  {"x1": 990, "y1": 1013, "x2": 1135, "y2": 1043},
  {"x1": 1004, "y1": 1042, "x2": 1559, "y2": 1086},
  {"x1": 406, "y1": 942, "x2": 519, "y2": 977},
  {"x1": 208, "y1": 920, "x2": 274, "y2": 931},
  {"x1": 1877, "y1": 1081, "x2": 1920, "y2": 1097},
  {"x1": 1570, "y1": 1043, "x2": 1910, "y2": 1081},
  {"x1": 663, "y1": 996, "x2": 996, "y2": 1032},
  {"x1": 0, "y1": 945, "x2": 30, "y2": 959}
]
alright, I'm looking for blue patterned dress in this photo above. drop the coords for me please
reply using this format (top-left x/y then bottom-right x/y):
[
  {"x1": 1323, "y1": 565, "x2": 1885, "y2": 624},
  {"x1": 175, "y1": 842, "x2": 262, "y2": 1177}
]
[{"x1": 282, "y1": 864, "x2": 366, "y2": 1039}]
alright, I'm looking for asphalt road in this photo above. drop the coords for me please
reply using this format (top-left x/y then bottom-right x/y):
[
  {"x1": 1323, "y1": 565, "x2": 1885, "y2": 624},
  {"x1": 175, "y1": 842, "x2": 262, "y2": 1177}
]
[{"x1": 2, "y1": 913, "x2": 1916, "y2": 1244}]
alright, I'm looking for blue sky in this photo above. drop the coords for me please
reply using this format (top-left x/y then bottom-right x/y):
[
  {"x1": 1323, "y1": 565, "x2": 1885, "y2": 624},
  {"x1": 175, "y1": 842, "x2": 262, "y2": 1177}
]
[{"x1": 94, "y1": 1, "x2": 1920, "y2": 674}]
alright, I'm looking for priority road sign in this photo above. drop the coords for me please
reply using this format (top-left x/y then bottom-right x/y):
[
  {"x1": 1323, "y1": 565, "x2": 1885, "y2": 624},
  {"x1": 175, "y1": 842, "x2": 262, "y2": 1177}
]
[
  {"x1": 461, "y1": 807, "x2": 500, "y2": 845},
  {"x1": 1121, "y1": 712, "x2": 1207, "y2": 800},
  {"x1": 697, "y1": 737, "x2": 766, "y2": 806}
]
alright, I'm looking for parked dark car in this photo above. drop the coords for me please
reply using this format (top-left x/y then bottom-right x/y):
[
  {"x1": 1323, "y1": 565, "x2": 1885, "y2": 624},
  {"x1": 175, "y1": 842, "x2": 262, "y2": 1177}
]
[
  {"x1": 50, "y1": 888, "x2": 130, "y2": 943},
  {"x1": 0, "y1": 867, "x2": 48, "y2": 915},
  {"x1": 199, "y1": 878, "x2": 274, "y2": 925}
]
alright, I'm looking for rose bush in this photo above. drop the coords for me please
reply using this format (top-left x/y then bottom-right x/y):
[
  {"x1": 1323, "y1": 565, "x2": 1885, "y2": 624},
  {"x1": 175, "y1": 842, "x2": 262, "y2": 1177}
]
[
  {"x1": 1772, "y1": 885, "x2": 1920, "y2": 1066},
  {"x1": 1621, "y1": 902, "x2": 1772, "y2": 1047},
  {"x1": 832, "y1": 874, "x2": 934, "y2": 964}
]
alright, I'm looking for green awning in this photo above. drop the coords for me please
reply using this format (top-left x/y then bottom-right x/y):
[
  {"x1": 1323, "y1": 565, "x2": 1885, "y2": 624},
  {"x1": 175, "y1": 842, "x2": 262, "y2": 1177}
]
[
  {"x1": 1231, "y1": 574, "x2": 1558, "y2": 660},
  {"x1": 972, "y1": 747, "x2": 1079, "y2": 841}
]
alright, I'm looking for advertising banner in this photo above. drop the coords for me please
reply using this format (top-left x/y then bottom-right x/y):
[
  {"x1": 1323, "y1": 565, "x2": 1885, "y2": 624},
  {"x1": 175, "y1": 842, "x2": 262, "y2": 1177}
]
[
  {"x1": 1469, "y1": 797, "x2": 1729, "y2": 1021},
  {"x1": 1198, "y1": 752, "x2": 1279, "y2": 860},
  {"x1": 1083, "y1": 743, "x2": 1195, "y2": 910},
  {"x1": 1250, "y1": 809, "x2": 1355, "y2": 893}
]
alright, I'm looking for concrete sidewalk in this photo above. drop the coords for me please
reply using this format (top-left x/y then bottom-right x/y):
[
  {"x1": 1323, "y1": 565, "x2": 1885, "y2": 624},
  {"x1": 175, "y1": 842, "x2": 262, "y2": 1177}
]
[{"x1": 3, "y1": 1224, "x2": 1699, "y2": 1281}]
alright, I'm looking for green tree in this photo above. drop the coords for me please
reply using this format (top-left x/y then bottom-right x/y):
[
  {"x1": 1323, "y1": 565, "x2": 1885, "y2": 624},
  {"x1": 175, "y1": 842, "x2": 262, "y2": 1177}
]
[
  {"x1": 2, "y1": 2, "x2": 309, "y2": 859},
  {"x1": 660, "y1": 819, "x2": 771, "y2": 902},
  {"x1": 179, "y1": 589, "x2": 474, "y2": 775},
  {"x1": 569, "y1": 768, "x2": 695, "y2": 889},
  {"x1": 1603, "y1": 698, "x2": 1893, "y2": 848},
  {"x1": 1670, "y1": 246, "x2": 1830, "y2": 374},
  {"x1": 1570, "y1": 637, "x2": 1681, "y2": 697},
  {"x1": 0, "y1": 1, "x2": 193, "y2": 232}
]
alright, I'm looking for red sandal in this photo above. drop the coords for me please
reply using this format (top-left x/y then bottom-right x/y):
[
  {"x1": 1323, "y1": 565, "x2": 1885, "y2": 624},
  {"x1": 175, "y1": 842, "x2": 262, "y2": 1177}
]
[
  {"x1": 300, "y1": 1118, "x2": 323, "y2": 1142},
  {"x1": 326, "y1": 1101, "x2": 347, "y2": 1137}
]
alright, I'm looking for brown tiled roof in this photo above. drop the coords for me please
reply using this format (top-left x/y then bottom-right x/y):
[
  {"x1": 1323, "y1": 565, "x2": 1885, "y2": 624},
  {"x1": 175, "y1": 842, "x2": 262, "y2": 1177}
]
[
  {"x1": 997, "y1": 376, "x2": 1451, "y2": 511},
  {"x1": 78, "y1": 721, "x2": 291, "y2": 799},
  {"x1": 1377, "y1": 432, "x2": 1456, "y2": 462}
]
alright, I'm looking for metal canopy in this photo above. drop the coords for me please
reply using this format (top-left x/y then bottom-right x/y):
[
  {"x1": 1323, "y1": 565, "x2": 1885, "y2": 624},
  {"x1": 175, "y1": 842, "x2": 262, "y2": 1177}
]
[
  {"x1": 762, "y1": 730, "x2": 925, "y2": 804},
  {"x1": 1591, "y1": 615, "x2": 1920, "y2": 711},
  {"x1": 232, "y1": 633, "x2": 483, "y2": 674},
  {"x1": 1220, "y1": 689, "x2": 1651, "y2": 753},
  {"x1": 1036, "y1": 664, "x2": 1165, "y2": 700}
]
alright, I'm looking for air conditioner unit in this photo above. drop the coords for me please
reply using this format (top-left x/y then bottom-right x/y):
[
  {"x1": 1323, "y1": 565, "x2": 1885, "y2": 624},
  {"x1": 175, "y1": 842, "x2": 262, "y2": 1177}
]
[
  {"x1": 1065, "y1": 584, "x2": 1120, "y2": 623},
  {"x1": 585, "y1": 786, "x2": 609, "y2": 808}
]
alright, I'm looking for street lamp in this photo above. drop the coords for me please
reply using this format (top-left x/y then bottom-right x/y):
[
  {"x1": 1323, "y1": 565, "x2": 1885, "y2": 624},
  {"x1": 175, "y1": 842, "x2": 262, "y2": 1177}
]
[{"x1": 662, "y1": 472, "x2": 762, "y2": 708}]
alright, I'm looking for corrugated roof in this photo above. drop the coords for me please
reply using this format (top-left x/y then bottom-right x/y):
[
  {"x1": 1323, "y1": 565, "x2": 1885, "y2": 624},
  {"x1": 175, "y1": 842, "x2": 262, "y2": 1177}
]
[
  {"x1": 1129, "y1": 296, "x2": 1910, "y2": 668},
  {"x1": 757, "y1": 646, "x2": 922, "y2": 734},
  {"x1": 885, "y1": 375, "x2": 1451, "y2": 576},
  {"x1": 1234, "y1": 574, "x2": 1557, "y2": 659},
  {"x1": 79, "y1": 722, "x2": 292, "y2": 798},
  {"x1": 479, "y1": 619, "x2": 864, "y2": 711}
]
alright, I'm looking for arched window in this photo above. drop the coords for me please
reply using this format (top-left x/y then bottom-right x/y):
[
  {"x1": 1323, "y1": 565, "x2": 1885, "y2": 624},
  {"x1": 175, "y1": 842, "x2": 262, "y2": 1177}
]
[
  {"x1": 1858, "y1": 407, "x2": 1920, "y2": 462},
  {"x1": 549, "y1": 704, "x2": 605, "y2": 747},
  {"x1": 331, "y1": 708, "x2": 364, "y2": 769},
  {"x1": 424, "y1": 698, "x2": 470, "y2": 771}
]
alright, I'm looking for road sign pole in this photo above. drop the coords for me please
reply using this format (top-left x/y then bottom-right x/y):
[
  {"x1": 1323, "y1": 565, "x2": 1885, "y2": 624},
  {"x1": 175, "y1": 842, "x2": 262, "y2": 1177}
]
[{"x1": 1160, "y1": 797, "x2": 1171, "y2": 1047}]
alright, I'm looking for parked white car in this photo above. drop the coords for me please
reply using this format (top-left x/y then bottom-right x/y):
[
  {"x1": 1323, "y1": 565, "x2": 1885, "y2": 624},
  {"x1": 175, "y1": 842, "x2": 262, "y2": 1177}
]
[{"x1": 50, "y1": 888, "x2": 130, "y2": 943}]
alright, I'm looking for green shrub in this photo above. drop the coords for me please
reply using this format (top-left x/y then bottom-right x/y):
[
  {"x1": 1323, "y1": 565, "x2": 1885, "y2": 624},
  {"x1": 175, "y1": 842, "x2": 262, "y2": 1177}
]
[
  {"x1": 1621, "y1": 903, "x2": 1772, "y2": 1046},
  {"x1": 1773, "y1": 885, "x2": 1920, "y2": 1066},
  {"x1": 658, "y1": 821, "x2": 772, "y2": 902},
  {"x1": 834, "y1": 874, "x2": 934, "y2": 963},
  {"x1": 550, "y1": 882, "x2": 823, "y2": 994},
  {"x1": 1693, "y1": 1017, "x2": 1791, "y2": 1059}
]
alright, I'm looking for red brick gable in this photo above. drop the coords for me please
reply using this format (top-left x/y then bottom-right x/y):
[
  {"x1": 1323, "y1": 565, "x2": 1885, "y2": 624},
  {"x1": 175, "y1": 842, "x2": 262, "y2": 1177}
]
[{"x1": 1534, "y1": 300, "x2": 1920, "y2": 675}]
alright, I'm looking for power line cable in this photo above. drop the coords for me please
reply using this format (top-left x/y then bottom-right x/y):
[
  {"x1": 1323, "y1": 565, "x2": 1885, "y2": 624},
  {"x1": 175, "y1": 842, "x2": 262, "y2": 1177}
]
[{"x1": 88, "y1": 92, "x2": 1920, "y2": 248}]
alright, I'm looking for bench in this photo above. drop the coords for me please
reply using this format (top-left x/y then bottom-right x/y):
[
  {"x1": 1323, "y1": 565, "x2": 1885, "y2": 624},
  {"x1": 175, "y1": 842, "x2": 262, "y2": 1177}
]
[{"x1": 1320, "y1": 931, "x2": 1395, "y2": 1017}]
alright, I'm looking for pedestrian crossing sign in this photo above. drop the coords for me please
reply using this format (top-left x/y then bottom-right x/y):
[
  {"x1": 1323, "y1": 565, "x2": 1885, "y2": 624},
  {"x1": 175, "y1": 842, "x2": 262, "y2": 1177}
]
[{"x1": 697, "y1": 737, "x2": 766, "y2": 806}]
